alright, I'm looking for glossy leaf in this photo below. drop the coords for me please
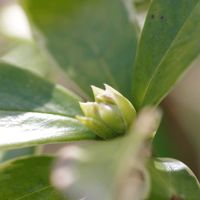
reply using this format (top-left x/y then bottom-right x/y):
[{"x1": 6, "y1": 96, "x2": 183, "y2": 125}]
[
  {"x1": 21, "y1": 0, "x2": 138, "y2": 98},
  {"x1": 132, "y1": 0, "x2": 200, "y2": 109},
  {"x1": 0, "y1": 156, "x2": 65, "y2": 199},
  {"x1": 148, "y1": 158, "x2": 200, "y2": 200},
  {"x1": 0, "y1": 62, "x2": 95, "y2": 150}
]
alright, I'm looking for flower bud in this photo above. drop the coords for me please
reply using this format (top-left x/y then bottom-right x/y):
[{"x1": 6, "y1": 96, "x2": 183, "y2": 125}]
[
  {"x1": 98, "y1": 103, "x2": 125, "y2": 133},
  {"x1": 76, "y1": 85, "x2": 136, "y2": 139}
]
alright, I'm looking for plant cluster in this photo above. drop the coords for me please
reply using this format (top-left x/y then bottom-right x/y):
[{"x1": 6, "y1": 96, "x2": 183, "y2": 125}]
[{"x1": 0, "y1": 0, "x2": 199, "y2": 199}]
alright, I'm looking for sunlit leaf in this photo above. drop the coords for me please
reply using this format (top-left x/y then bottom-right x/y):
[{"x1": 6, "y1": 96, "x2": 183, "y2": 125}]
[{"x1": 0, "y1": 62, "x2": 95, "y2": 150}]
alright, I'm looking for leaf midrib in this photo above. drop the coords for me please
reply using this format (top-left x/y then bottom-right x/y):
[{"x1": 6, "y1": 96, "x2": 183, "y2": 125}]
[{"x1": 139, "y1": 1, "x2": 200, "y2": 107}]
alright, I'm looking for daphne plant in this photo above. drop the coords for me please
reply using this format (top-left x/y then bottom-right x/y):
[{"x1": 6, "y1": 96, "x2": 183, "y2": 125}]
[
  {"x1": 0, "y1": 0, "x2": 200, "y2": 199},
  {"x1": 77, "y1": 84, "x2": 136, "y2": 139}
]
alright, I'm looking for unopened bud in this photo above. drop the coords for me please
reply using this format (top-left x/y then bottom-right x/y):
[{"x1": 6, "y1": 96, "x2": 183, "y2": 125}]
[{"x1": 76, "y1": 85, "x2": 136, "y2": 139}]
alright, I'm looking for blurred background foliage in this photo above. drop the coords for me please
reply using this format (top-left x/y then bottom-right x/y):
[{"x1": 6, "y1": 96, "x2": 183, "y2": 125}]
[{"x1": 0, "y1": 0, "x2": 199, "y2": 180}]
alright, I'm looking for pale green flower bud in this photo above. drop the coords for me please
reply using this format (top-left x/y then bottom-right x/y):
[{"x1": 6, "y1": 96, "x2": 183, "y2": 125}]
[
  {"x1": 76, "y1": 116, "x2": 114, "y2": 139},
  {"x1": 79, "y1": 102, "x2": 99, "y2": 119},
  {"x1": 76, "y1": 85, "x2": 136, "y2": 139},
  {"x1": 97, "y1": 103, "x2": 125, "y2": 133}
]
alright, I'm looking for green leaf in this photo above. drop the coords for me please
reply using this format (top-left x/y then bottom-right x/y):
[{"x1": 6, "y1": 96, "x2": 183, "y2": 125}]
[
  {"x1": 0, "y1": 156, "x2": 65, "y2": 199},
  {"x1": 148, "y1": 158, "x2": 200, "y2": 200},
  {"x1": 0, "y1": 36, "x2": 77, "y2": 93},
  {"x1": 21, "y1": 0, "x2": 138, "y2": 98},
  {"x1": 132, "y1": 0, "x2": 200, "y2": 109},
  {"x1": 0, "y1": 62, "x2": 95, "y2": 150}
]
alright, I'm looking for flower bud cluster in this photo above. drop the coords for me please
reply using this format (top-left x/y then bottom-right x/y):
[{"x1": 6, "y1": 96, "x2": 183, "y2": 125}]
[{"x1": 76, "y1": 84, "x2": 136, "y2": 139}]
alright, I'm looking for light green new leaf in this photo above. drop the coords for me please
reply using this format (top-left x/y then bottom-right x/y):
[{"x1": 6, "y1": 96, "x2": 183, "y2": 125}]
[
  {"x1": 0, "y1": 62, "x2": 95, "y2": 150},
  {"x1": 0, "y1": 156, "x2": 65, "y2": 199},
  {"x1": 21, "y1": 0, "x2": 137, "y2": 98},
  {"x1": 132, "y1": 0, "x2": 200, "y2": 109},
  {"x1": 148, "y1": 158, "x2": 200, "y2": 200}
]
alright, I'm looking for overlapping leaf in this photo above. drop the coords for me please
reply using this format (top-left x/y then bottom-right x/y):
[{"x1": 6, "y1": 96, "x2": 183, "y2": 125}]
[
  {"x1": 21, "y1": 0, "x2": 138, "y2": 98},
  {"x1": 132, "y1": 0, "x2": 200, "y2": 109},
  {"x1": 0, "y1": 62, "x2": 95, "y2": 150}
]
